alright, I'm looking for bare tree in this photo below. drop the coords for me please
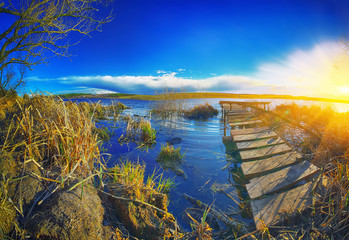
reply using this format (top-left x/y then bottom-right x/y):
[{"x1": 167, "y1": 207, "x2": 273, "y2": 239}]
[{"x1": 0, "y1": 0, "x2": 113, "y2": 95}]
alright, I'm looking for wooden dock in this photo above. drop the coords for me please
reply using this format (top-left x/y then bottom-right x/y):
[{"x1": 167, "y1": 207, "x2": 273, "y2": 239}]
[{"x1": 219, "y1": 101, "x2": 319, "y2": 230}]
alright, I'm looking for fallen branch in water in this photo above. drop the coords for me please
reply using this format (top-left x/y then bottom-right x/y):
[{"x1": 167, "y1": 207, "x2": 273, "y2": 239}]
[{"x1": 183, "y1": 193, "x2": 249, "y2": 235}]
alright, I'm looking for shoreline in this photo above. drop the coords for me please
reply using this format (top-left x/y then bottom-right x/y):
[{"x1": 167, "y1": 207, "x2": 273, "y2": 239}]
[{"x1": 59, "y1": 92, "x2": 349, "y2": 104}]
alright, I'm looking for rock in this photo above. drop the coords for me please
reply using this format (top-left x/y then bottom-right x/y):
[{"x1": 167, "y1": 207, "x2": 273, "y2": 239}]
[
  {"x1": 166, "y1": 137, "x2": 182, "y2": 145},
  {"x1": 28, "y1": 183, "x2": 105, "y2": 240},
  {"x1": 13, "y1": 161, "x2": 44, "y2": 210}
]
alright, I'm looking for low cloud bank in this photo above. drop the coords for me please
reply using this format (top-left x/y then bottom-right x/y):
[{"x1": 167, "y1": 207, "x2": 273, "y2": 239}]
[{"x1": 28, "y1": 41, "x2": 348, "y2": 98}]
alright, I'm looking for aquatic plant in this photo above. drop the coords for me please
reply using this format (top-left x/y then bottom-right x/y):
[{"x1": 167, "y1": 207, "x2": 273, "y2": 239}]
[
  {"x1": 156, "y1": 144, "x2": 185, "y2": 177},
  {"x1": 184, "y1": 103, "x2": 219, "y2": 120},
  {"x1": 187, "y1": 205, "x2": 213, "y2": 240},
  {"x1": 118, "y1": 115, "x2": 156, "y2": 148},
  {"x1": 158, "y1": 144, "x2": 184, "y2": 163}
]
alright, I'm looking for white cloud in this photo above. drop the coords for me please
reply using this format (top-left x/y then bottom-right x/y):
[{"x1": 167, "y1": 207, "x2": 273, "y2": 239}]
[
  {"x1": 28, "y1": 41, "x2": 349, "y2": 98},
  {"x1": 55, "y1": 73, "x2": 263, "y2": 94}
]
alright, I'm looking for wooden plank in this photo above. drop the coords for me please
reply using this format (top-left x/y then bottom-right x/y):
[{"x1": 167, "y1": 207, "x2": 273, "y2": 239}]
[
  {"x1": 229, "y1": 120, "x2": 262, "y2": 128},
  {"x1": 230, "y1": 127, "x2": 270, "y2": 136},
  {"x1": 246, "y1": 161, "x2": 319, "y2": 199},
  {"x1": 220, "y1": 100, "x2": 271, "y2": 105},
  {"x1": 227, "y1": 111, "x2": 249, "y2": 116},
  {"x1": 228, "y1": 117, "x2": 258, "y2": 123},
  {"x1": 251, "y1": 181, "x2": 315, "y2": 229},
  {"x1": 239, "y1": 143, "x2": 292, "y2": 161},
  {"x1": 236, "y1": 137, "x2": 284, "y2": 150},
  {"x1": 233, "y1": 131, "x2": 278, "y2": 142},
  {"x1": 241, "y1": 151, "x2": 303, "y2": 178}
]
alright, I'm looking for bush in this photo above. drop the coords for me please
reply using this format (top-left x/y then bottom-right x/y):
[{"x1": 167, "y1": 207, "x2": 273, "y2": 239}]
[{"x1": 184, "y1": 103, "x2": 218, "y2": 120}]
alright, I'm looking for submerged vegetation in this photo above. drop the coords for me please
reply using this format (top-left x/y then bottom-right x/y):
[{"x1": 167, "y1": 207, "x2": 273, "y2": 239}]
[
  {"x1": 157, "y1": 144, "x2": 185, "y2": 177},
  {"x1": 118, "y1": 115, "x2": 156, "y2": 148}
]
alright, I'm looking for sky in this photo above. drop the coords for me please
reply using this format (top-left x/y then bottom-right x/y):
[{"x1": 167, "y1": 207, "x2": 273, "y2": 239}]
[{"x1": 17, "y1": 0, "x2": 349, "y2": 99}]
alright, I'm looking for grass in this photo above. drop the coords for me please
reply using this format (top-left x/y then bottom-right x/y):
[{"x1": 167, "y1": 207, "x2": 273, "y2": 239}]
[
  {"x1": 186, "y1": 205, "x2": 213, "y2": 240},
  {"x1": 156, "y1": 144, "x2": 185, "y2": 176},
  {"x1": 109, "y1": 160, "x2": 176, "y2": 198},
  {"x1": 118, "y1": 115, "x2": 156, "y2": 148},
  {"x1": 158, "y1": 144, "x2": 185, "y2": 163},
  {"x1": 78, "y1": 100, "x2": 128, "y2": 120},
  {"x1": 0, "y1": 95, "x2": 102, "y2": 178},
  {"x1": 184, "y1": 103, "x2": 219, "y2": 120},
  {"x1": 0, "y1": 94, "x2": 178, "y2": 239}
]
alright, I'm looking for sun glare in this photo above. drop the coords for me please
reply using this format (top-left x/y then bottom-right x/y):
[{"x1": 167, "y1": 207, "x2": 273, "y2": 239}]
[{"x1": 338, "y1": 86, "x2": 349, "y2": 94}]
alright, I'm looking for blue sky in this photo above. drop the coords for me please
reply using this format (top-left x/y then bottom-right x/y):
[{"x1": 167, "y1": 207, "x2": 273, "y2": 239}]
[{"x1": 22, "y1": 0, "x2": 349, "y2": 98}]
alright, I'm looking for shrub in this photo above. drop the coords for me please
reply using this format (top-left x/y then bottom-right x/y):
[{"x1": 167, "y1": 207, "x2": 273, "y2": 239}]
[{"x1": 184, "y1": 103, "x2": 219, "y2": 120}]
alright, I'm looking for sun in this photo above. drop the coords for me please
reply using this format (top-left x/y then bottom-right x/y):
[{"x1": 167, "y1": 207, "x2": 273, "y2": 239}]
[{"x1": 338, "y1": 86, "x2": 349, "y2": 94}]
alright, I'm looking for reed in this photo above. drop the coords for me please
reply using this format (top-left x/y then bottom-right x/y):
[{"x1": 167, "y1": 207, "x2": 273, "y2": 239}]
[
  {"x1": 0, "y1": 95, "x2": 102, "y2": 178},
  {"x1": 118, "y1": 115, "x2": 156, "y2": 148},
  {"x1": 151, "y1": 87, "x2": 189, "y2": 118},
  {"x1": 187, "y1": 205, "x2": 213, "y2": 240}
]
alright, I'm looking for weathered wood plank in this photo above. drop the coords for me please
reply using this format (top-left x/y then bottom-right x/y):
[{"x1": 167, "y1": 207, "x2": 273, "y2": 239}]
[
  {"x1": 239, "y1": 143, "x2": 292, "y2": 161},
  {"x1": 227, "y1": 111, "x2": 250, "y2": 116},
  {"x1": 230, "y1": 127, "x2": 270, "y2": 136},
  {"x1": 233, "y1": 131, "x2": 278, "y2": 142},
  {"x1": 236, "y1": 137, "x2": 284, "y2": 150},
  {"x1": 246, "y1": 161, "x2": 319, "y2": 199},
  {"x1": 251, "y1": 181, "x2": 315, "y2": 230},
  {"x1": 228, "y1": 116, "x2": 257, "y2": 122},
  {"x1": 229, "y1": 120, "x2": 262, "y2": 128},
  {"x1": 241, "y1": 151, "x2": 303, "y2": 178}
]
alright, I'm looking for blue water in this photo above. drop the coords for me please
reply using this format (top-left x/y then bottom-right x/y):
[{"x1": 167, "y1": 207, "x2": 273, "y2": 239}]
[
  {"x1": 67, "y1": 98, "x2": 246, "y2": 230},
  {"x1": 66, "y1": 97, "x2": 349, "y2": 231}
]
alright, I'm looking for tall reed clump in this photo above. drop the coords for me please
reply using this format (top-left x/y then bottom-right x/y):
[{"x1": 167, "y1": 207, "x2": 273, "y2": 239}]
[
  {"x1": 78, "y1": 100, "x2": 128, "y2": 120},
  {"x1": 118, "y1": 115, "x2": 156, "y2": 148},
  {"x1": 151, "y1": 87, "x2": 189, "y2": 118},
  {"x1": 1, "y1": 95, "x2": 102, "y2": 179},
  {"x1": 184, "y1": 103, "x2": 218, "y2": 120}
]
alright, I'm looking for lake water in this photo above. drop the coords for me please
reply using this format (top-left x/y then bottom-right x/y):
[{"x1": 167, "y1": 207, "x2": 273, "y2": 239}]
[{"x1": 67, "y1": 97, "x2": 349, "y2": 231}]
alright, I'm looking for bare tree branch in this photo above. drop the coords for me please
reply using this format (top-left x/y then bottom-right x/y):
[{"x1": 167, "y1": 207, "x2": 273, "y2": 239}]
[{"x1": 0, "y1": 0, "x2": 114, "y2": 95}]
